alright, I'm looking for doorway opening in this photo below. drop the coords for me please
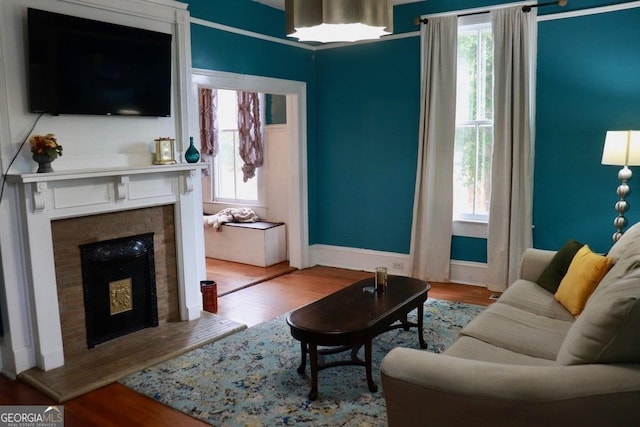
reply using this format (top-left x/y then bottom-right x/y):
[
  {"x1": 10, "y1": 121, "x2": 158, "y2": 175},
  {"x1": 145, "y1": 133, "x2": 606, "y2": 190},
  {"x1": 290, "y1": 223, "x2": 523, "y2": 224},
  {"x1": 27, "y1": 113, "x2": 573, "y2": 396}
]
[{"x1": 192, "y1": 70, "x2": 309, "y2": 274}]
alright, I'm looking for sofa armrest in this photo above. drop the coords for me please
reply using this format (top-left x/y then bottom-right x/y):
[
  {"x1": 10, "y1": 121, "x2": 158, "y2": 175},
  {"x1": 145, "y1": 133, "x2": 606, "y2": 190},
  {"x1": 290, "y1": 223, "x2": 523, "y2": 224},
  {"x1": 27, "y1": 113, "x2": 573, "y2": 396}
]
[
  {"x1": 381, "y1": 347, "x2": 640, "y2": 427},
  {"x1": 518, "y1": 248, "x2": 555, "y2": 282}
]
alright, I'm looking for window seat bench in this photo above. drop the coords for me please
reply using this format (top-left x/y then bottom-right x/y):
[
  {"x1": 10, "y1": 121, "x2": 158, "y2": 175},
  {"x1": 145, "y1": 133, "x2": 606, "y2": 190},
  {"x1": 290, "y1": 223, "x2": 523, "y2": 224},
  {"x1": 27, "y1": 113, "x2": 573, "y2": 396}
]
[{"x1": 204, "y1": 221, "x2": 287, "y2": 267}]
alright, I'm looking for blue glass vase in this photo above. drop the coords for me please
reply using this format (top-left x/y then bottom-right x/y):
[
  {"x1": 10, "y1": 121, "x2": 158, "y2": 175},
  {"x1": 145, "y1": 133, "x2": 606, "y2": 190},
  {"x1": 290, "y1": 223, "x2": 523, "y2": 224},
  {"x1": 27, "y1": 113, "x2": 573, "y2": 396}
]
[{"x1": 185, "y1": 137, "x2": 200, "y2": 163}]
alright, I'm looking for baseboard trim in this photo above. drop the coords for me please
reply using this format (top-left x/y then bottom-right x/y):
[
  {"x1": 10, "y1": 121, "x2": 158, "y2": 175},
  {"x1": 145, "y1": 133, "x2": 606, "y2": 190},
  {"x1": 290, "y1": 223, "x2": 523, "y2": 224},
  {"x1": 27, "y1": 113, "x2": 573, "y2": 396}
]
[
  {"x1": 310, "y1": 244, "x2": 488, "y2": 286},
  {"x1": 310, "y1": 244, "x2": 410, "y2": 276}
]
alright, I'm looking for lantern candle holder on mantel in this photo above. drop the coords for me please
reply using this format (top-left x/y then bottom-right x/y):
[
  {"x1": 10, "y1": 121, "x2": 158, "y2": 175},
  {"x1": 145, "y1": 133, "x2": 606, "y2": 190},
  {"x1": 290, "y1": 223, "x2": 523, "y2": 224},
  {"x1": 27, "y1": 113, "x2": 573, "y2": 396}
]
[{"x1": 153, "y1": 137, "x2": 176, "y2": 165}]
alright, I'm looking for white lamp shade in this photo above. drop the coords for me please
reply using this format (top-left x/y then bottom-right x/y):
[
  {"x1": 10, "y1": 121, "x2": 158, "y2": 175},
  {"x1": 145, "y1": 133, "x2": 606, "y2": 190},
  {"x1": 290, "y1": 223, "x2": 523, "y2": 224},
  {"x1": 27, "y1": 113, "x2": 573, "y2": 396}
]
[
  {"x1": 285, "y1": 0, "x2": 393, "y2": 43},
  {"x1": 601, "y1": 130, "x2": 640, "y2": 166}
]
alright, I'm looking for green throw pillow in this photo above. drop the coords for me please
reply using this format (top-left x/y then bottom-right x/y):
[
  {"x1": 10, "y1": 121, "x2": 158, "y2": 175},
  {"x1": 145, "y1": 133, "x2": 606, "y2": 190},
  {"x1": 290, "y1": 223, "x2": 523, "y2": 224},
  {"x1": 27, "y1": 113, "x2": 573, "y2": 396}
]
[{"x1": 537, "y1": 239, "x2": 585, "y2": 293}]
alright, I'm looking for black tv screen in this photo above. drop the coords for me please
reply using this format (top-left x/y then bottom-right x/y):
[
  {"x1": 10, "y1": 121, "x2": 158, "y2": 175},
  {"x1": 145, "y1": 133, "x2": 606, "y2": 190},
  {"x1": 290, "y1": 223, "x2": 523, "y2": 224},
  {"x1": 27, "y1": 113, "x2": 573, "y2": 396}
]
[{"x1": 28, "y1": 8, "x2": 172, "y2": 117}]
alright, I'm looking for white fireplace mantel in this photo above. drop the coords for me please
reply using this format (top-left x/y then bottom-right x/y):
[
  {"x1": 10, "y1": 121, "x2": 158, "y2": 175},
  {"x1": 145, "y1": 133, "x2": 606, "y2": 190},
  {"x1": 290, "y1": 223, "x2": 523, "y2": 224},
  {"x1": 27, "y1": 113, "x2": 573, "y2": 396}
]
[
  {"x1": 8, "y1": 164, "x2": 204, "y2": 218},
  {"x1": 6, "y1": 163, "x2": 206, "y2": 371}
]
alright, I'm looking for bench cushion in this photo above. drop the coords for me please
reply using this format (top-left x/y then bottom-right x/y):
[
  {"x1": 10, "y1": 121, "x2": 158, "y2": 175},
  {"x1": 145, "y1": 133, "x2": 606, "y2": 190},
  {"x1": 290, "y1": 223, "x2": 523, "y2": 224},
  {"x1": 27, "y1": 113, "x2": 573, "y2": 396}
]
[{"x1": 224, "y1": 221, "x2": 284, "y2": 230}]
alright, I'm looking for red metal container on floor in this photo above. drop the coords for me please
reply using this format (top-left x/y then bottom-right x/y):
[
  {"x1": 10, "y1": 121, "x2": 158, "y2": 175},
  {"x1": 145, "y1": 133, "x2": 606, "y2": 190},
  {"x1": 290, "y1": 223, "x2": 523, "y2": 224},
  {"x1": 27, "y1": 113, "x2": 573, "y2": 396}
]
[{"x1": 200, "y1": 280, "x2": 218, "y2": 313}]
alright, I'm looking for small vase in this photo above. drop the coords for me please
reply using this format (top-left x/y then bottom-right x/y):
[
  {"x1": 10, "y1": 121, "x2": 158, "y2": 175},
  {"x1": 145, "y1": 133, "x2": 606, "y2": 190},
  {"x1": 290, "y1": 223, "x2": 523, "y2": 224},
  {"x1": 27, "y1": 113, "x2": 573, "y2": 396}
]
[
  {"x1": 185, "y1": 137, "x2": 200, "y2": 163},
  {"x1": 32, "y1": 153, "x2": 55, "y2": 173}
]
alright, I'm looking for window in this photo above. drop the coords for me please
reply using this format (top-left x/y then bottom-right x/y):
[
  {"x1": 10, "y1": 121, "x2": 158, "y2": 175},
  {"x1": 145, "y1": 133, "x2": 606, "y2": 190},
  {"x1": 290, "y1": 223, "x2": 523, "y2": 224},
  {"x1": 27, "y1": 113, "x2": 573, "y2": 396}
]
[
  {"x1": 453, "y1": 17, "x2": 493, "y2": 224},
  {"x1": 210, "y1": 89, "x2": 263, "y2": 205}
]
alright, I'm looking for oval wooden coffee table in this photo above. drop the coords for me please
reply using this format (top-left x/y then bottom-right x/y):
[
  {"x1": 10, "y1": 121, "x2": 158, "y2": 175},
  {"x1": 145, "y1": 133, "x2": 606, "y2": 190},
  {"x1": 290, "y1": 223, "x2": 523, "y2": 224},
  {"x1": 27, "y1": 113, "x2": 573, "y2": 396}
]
[{"x1": 286, "y1": 276, "x2": 429, "y2": 400}]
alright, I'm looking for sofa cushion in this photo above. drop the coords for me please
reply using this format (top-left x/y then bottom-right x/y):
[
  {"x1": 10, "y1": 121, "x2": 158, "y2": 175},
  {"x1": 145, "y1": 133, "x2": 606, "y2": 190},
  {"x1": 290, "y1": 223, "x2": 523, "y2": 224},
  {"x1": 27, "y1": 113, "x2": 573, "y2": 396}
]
[
  {"x1": 445, "y1": 336, "x2": 556, "y2": 366},
  {"x1": 556, "y1": 269, "x2": 640, "y2": 365},
  {"x1": 554, "y1": 245, "x2": 612, "y2": 317},
  {"x1": 537, "y1": 239, "x2": 584, "y2": 293},
  {"x1": 497, "y1": 280, "x2": 574, "y2": 321},
  {"x1": 459, "y1": 303, "x2": 573, "y2": 360}
]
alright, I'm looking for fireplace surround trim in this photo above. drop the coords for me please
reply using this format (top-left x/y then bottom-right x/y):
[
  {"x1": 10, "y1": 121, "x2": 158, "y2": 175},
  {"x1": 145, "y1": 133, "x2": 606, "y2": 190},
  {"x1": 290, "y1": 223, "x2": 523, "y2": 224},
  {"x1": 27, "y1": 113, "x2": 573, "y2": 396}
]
[{"x1": 8, "y1": 164, "x2": 205, "y2": 371}]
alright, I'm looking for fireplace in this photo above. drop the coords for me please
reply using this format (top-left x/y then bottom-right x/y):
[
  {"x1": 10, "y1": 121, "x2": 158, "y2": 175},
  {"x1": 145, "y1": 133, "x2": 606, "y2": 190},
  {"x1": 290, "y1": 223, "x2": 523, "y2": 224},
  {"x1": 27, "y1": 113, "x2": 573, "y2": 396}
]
[
  {"x1": 7, "y1": 164, "x2": 205, "y2": 371},
  {"x1": 52, "y1": 205, "x2": 181, "y2": 357},
  {"x1": 80, "y1": 233, "x2": 159, "y2": 348}
]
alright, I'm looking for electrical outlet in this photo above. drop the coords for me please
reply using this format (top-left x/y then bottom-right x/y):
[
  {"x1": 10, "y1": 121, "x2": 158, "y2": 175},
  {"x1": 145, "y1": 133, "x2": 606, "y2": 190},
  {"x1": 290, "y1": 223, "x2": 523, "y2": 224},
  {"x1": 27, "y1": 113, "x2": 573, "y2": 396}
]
[{"x1": 392, "y1": 262, "x2": 404, "y2": 270}]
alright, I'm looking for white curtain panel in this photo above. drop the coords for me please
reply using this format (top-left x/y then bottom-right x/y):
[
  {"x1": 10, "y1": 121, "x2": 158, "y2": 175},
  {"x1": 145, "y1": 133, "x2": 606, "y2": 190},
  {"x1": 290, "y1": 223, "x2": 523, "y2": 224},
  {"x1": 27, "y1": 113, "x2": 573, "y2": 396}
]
[
  {"x1": 486, "y1": 7, "x2": 536, "y2": 291},
  {"x1": 410, "y1": 16, "x2": 458, "y2": 282}
]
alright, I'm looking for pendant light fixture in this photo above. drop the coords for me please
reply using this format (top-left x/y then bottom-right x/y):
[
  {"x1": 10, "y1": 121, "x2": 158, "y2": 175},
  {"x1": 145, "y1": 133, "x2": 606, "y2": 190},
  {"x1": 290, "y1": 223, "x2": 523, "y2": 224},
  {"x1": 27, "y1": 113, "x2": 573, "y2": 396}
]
[{"x1": 286, "y1": 0, "x2": 393, "y2": 43}]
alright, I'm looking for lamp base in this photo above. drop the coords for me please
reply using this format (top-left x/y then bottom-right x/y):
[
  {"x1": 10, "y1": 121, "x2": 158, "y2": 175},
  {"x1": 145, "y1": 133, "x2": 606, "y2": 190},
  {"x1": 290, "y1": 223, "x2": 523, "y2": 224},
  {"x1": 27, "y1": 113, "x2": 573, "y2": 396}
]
[{"x1": 612, "y1": 166, "x2": 632, "y2": 242}]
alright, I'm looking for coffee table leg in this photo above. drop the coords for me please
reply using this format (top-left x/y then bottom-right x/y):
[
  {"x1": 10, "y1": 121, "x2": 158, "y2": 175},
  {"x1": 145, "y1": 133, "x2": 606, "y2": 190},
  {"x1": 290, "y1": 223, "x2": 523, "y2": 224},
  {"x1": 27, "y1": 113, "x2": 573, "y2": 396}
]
[
  {"x1": 402, "y1": 314, "x2": 411, "y2": 331},
  {"x1": 309, "y1": 343, "x2": 319, "y2": 400},
  {"x1": 417, "y1": 303, "x2": 428, "y2": 349},
  {"x1": 364, "y1": 340, "x2": 378, "y2": 392},
  {"x1": 297, "y1": 341, "x2": 307, "y2": 374}
]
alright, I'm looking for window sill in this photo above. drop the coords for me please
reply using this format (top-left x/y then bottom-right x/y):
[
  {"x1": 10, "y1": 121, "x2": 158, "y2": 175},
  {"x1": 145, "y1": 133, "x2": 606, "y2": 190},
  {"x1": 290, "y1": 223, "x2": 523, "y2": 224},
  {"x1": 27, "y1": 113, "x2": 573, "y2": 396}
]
[{"x1": 452, "y1": 219, "x2": 488, "y2": 239}]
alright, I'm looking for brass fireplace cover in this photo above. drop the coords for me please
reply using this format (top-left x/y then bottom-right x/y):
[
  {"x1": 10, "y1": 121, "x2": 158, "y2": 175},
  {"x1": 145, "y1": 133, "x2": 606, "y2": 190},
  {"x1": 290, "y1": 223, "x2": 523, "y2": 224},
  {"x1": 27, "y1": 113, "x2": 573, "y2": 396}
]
[{"x1": 109, "y1": 278, "x2": 133, "y2": 315}]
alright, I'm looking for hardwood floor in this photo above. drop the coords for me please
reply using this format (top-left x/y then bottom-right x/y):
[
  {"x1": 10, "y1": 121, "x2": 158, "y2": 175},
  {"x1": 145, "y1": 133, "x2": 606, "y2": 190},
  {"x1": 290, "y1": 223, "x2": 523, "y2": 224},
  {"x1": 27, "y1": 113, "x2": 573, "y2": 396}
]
[
  {"x1": 206, "y1": 258, "x2": 296, "y2": 296},
  {"x1": 1, "y1": 260, "x2": 497, "y2": 426},
  {"x1": 216, "y1": 265, "x2": 374, "y2": 327}
]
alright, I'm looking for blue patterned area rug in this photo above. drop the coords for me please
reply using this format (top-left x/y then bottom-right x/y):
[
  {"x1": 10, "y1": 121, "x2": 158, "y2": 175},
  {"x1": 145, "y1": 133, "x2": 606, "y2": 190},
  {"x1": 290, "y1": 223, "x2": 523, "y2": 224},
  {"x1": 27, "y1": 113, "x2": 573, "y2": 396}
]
[{"x1": 120, "y1": 299, "x2": 484, "y2": 426}]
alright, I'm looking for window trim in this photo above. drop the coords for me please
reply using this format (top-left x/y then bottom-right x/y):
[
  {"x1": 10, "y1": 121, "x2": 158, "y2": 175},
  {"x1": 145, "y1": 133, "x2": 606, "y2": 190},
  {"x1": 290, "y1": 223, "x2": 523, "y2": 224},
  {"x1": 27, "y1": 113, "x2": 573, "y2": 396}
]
[
  {"x1": 207, "y1": 90, "x2": 267, "y2": 206},
  {"x1": 453, "y1": 14, "x2": 493, "y2": 238}
]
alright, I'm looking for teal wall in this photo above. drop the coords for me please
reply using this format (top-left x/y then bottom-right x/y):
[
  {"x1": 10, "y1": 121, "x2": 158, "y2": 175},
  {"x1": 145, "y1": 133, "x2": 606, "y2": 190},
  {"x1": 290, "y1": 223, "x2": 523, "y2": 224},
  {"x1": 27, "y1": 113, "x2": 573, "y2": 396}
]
[
  {"x1": 187, "y1": 0, "x2": 640, "y2": 262},
  {"x1": 452, "y1": 236, "x2": 488, "y2": 263},
  {"x1": 314, "y1": 38, "x2": 420, "y2": 253},
  {"x1": 535, "y1": 6, "x2": 640, "y2": 255},
  {"x1": 188, "y1": 0, "x2": 285, "y2": 39}
]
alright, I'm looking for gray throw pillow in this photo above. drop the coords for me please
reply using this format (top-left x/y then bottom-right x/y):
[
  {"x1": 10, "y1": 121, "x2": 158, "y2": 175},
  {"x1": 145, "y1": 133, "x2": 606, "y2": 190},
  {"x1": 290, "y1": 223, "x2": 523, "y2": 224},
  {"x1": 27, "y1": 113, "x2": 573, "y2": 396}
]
[
  {"x1": 607, "y1": 221, "x2": 640, "y2": 261},
  {"x1": 537, "y1": 239, "x2": 584, "y2": 293},
  {"x1": 556, "y1": 269, "x2": 640, "y2": 365}
]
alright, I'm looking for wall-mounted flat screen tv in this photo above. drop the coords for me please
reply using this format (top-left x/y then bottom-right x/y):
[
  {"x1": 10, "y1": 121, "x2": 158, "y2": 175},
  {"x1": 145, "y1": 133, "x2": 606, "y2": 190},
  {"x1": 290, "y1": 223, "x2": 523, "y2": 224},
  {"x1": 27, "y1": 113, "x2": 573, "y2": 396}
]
[{"x1": 28, "y1": 8, "x2": 172, "y2": 117}]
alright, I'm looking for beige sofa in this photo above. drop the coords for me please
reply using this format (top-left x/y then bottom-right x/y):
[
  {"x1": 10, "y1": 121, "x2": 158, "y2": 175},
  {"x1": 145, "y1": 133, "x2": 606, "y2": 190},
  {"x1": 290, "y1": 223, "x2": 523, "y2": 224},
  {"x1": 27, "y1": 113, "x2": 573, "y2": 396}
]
[{"x1": 380, "y1": 224, "x2": 640, "y2": 427}]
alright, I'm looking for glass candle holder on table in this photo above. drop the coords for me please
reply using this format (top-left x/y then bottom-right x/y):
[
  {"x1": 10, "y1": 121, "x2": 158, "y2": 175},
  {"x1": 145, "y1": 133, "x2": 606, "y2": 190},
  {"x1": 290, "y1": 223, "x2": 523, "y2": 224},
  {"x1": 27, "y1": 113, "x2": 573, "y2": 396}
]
[{"x1": 375, "y1": 267, "x2": 387, "y2": 293}]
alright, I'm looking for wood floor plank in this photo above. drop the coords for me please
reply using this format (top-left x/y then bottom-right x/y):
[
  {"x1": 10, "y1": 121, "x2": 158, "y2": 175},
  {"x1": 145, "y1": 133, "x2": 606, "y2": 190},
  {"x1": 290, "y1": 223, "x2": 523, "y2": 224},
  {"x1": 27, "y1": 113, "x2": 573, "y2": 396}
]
[{"x1": 63, "y1": 383, "x2": 209, "y2": 427}]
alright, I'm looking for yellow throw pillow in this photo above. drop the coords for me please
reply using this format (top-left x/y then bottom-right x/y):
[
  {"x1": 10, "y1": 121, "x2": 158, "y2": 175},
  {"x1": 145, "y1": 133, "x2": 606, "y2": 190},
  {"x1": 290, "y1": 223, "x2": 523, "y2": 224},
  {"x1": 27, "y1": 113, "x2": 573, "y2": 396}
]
[{"x1": 554, "y1": 245, "x2": 612, "y2": 317}]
